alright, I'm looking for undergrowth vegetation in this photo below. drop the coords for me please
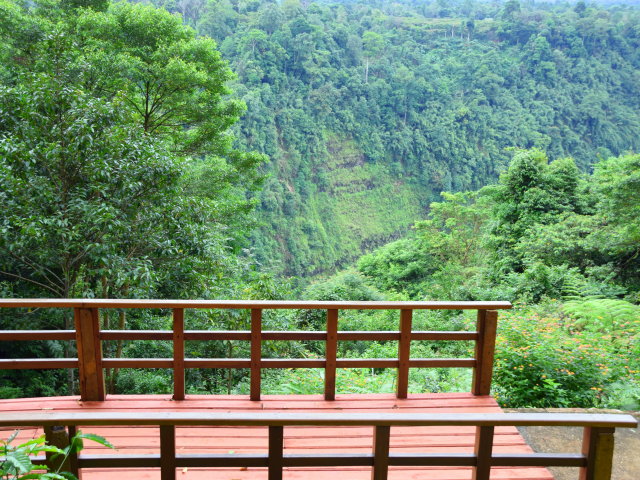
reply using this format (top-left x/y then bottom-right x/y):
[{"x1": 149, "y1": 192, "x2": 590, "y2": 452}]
[
  {"x1": 0, "y1": 430, "x2": 113, "y2": 480},
  {"x1": 494, "y1": 301, "x2": 640, "y2": 409}
]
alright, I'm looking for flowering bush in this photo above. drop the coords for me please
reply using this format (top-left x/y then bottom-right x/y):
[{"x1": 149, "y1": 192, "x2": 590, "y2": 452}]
[{"x1": 493, "y1": 301, "x2": 639, "y2": 408}]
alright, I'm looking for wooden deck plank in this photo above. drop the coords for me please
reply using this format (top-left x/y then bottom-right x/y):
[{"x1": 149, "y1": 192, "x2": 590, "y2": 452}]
[{"x1": 0, "y1": 393, "x2": 553, "y2": 480}]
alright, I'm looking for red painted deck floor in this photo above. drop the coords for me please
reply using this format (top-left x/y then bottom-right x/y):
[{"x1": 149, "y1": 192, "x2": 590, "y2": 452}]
[{"x1": 0, "y1": 393, "x2": 554, "y2": 480}]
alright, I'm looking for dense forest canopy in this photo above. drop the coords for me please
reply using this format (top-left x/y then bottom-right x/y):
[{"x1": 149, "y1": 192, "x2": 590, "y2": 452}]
[
  {"x1": 0, "y1": 0, "x2": 639, "y2": 409},
  {"x1": 138, "y1": 0, "x2": 640, "y2": 276},
  {"x1": 0, "y1": 0, "x2": 270, "y2": 394},
  {"x1": 0, "y1": 0, "x2": 266, "y2": 301}
]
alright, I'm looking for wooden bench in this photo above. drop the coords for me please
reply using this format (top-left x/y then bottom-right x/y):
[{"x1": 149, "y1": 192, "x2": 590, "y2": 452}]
[{"x1": 0, "y1": 411, "x2": 636, "y2": 480}]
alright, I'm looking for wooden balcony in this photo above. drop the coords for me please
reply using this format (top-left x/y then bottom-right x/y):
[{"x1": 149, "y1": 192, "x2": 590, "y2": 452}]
[{"x1": 0, "y1": 299, "x2": 636, "y2": 480}]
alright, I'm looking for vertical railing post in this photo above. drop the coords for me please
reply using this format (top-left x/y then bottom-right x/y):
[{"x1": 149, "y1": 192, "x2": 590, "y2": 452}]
[
  {"x1": 160, "y1": 425, "x2": 176, "y2": 480},
  {"x1": 67, "y1": 425, "x2": 79, "y2": 478},
  {"x1": 324, "y1": 309, "x2": 338, "y2": 400},
  {"x1": 268, "y1": 425, "x2": 284, "y2": 480},
  {"x1": 44, "y1": 425, "x2": 71, "y2": 473},
  {"x1": 74, "y1": 307, "x2": 105, "y2": 401},
  {"x1": 173, "y1": 308, "x2": 185, "y2": 401},
  {"x1": 396, "y1": 309, "x2": 412, "y2": 399},
  {"x1": 472, "y1": 425, "x2": 494, "y2": 480},
  {"x1": 472, "y1": 309, "x2": 498, "y2": 395},
  {"x1": 371, "y1": 425, "x2": 390, "y2": 480},
  {"x1": 250, "y1": 308, "x2": 262, "y2": 401},
  {"x1": 580, "y1": 427, "x2": 616, "y2": 480}
]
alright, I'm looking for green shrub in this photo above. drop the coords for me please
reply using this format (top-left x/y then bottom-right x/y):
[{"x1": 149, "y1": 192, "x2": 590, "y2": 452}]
[
  {"x1": 1, "y1": 430, "x2": 113, "y2": 480},
  {"x1": 494, "y1": 309, "x2": 610, "y2": 407},
  {"x1": 493, "y1": 302, "x2": 638, "y2": 408}
]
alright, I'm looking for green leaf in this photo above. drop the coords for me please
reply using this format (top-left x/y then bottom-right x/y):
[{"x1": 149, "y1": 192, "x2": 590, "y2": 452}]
[
  {"x1": 4, "y1": 450, "x2": 33, "y2": 473},
  {"x1": 75, "y1": 432, "x2": 115, "y2": 450},
  {"x1": 17, "y1": 436, "x2": 46, "y2": 448},
  {"x1": 58, "y1": 471, "x2": 79, "y2": 480},
  {"x1": 28, "y1": 473, "x2": 69, "y2": 480},
  {"x1": 38, "y1": 445, "x2": 65, "y2": 454},
  {"x1": 6, "y1": 430, "x2": 20, "y2": 444}
]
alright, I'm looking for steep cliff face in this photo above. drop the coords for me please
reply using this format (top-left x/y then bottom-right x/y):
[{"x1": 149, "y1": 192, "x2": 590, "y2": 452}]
[{"x1": 252, "y1": 133, "x2": 429, "y2": 277}]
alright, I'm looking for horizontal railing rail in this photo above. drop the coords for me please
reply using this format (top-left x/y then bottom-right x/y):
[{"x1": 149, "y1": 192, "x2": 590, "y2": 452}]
[
  {"x1": 0, "y1": 412, "x2": 635, "y2": 480},
  {"x1": 0, "y1": 299, "x2": 511, "y2": 401},
  {"x1": 0, "y1": 299, "x2": 513, "y2": 309}
]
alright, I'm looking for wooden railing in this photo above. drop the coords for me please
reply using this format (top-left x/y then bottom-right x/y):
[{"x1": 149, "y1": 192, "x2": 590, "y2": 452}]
[
  {"x1": 0, "y1": 299, "x2": 511, "y2": 401},
  {"x1": 0, "y1": 411, "x2": 635, "y2": 480}
]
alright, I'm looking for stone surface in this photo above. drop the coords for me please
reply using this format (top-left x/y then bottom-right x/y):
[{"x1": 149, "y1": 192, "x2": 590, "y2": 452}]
[{"x1": 507, "y1": 408, "x2": 640, "y2": 480}]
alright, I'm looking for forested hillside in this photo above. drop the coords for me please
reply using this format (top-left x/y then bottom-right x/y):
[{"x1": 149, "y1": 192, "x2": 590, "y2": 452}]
[
  {"x1": 302, "y1": 148, "x2": 640, "y2": 408},
  {"x1": 146, "y1": 0, "x2": 640, "y2": 276}
]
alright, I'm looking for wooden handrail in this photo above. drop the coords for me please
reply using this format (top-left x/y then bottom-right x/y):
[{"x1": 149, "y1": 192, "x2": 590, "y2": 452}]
[
  {"x1": 0, "y1": 299, "x2": 512, "y2": 309},
  {"x1": 0, "y1": 412, "x2": 635, "y2": 480},
  {"x1": 0, "y1": 411, "x2": 636, "y2": 427},
  {"x1": 0, "y1": 299, "x2": 509, "y2": 400}
]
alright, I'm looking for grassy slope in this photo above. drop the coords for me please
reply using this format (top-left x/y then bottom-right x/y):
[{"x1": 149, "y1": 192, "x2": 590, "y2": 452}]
[{"x1": 325, "y1": 134, "x2": 426, "y2": 250}]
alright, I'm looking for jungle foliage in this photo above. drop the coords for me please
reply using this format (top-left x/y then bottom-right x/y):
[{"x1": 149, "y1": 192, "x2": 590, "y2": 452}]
[
  {"x1": 323, "y1": 149, "x2": 640, "y2": 408},
  {"x1": 146, "y1": 0, "x2": 640, "y2": 276},
  {"x1": 0, "y1": 0, "x2": 266, "y2": 396}
]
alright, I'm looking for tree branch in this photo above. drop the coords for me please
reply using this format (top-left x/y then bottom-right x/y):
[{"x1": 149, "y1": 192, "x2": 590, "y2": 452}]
[
  {"x1": 9, "y1": 251, "x2": 64, "y2": 286},
  {"x1": 0, "y1": 270, "x2": 63, "y2": 296}
]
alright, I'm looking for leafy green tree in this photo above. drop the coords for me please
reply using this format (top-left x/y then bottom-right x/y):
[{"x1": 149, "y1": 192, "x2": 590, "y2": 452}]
[
  {"x1": 357, "y1": 238, "x2": 436, "y2": 296},
  {"x1": 591, "y1": 154, "x2": 640, "y2": 294},
  {"x1": 0, "y1": 68, "x2": 244, "y2": 306},
  {"x1": 515, "y1": 214, "x2": 604, "y2": 273},
  {"x1": 592, "y1": 154, "x2": 640, "y2": 256},
  {"x1": 61, "y1": 0, "x2": 108, "y2": 12},
  {"x1": 501, "y1": 0, "x2": 521, "y2": 20},
  {"x1": 362, "y1": 30, "x2": 384, "y2": 83},
  {"x1": 465, "y1": 18, "x2": 475, "y2": 40},
  {"x1": 489, "y1": 150, "x2": 584, "y2": 273},
  {"x1": 0, "y1": 0, "x2": 266, "y2": 396},
  {"x1": 0, "y1": 1, "x2": 264, "y2": 300},
  {"x1": 416, "y1": 191, "x2": 490, "y2": 269},
  {"x1": 197, "y1": 0, "x2": 239, "y2": 41},
  {"x1": 526, "y1": 35, "x2": 557, "y2": 84},
  {"x1": 257, "y1": 2, "x2": 283, "y2": 34},
  {"x1": 74, "y1": 2, "x2": 247, "y2": 158},
  {"x1": 575, "y1": 2, "x2": 587, "y2": 17}
]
